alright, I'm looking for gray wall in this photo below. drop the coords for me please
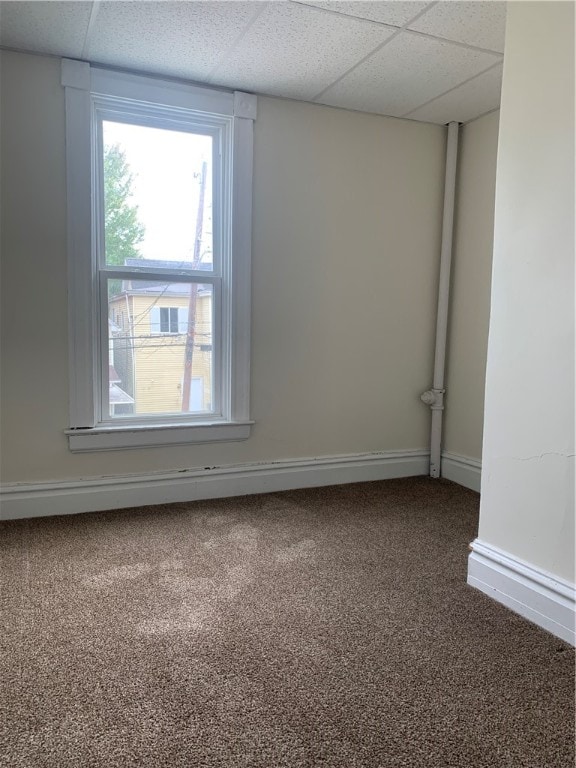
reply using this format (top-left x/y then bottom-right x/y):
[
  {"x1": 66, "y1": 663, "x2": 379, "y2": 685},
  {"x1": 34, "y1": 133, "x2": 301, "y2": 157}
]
[
  {"x1": 444, "y1": 110, "x2": 499, "y2": 462},
  {"x1": 1, "y1": 50, "x2": 447, "y2": 484}
]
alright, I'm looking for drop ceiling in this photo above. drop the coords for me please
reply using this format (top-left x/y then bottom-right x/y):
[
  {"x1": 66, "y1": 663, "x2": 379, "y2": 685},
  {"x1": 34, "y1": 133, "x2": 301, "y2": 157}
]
[{"x1": 0, "y1": 1, "x2": 506, "y2": 124}]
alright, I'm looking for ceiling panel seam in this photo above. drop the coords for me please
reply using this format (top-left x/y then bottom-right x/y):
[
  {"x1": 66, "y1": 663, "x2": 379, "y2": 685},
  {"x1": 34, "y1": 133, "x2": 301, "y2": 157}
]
[
  {"x1": 292, "y1": 0, "x2": 502, "y2": 56},
  {"x1": 311, "y1": 31, "x2": 401, "y2": 102},
  {"x1": 401, "y1": 60, "x2": 503, "y2": 118},
  {"x1": 81, "y1": 0, "x2": 101, "y2": 60},
  {"x1": 290, "y1": 1, "x2": 403, "y2": 31},
  {"x1": 206, "y1": 1, "x2": 269, "y2": 83},
  {"x1": 310, "y1": 1, "x2": 437, "y2": 102},
  {"x1": 403, "y1": 27, "x2": 504, "y2": 57},
  {"x1": 290, "y1": 0, "x2": 439, "y2": 30},
  {"x1": 408, "y1": 1, "x2": 439, "y2": 25},
  {"x1": 461, "y1": 105, "x2": 500, "y2": 126}
]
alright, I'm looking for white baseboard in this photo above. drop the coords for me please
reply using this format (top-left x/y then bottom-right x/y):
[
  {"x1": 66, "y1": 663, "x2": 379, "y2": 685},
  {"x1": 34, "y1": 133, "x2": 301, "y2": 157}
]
[
  {"x1": 468, "y1": 538, "x2": 575, "y2": 645},
  {"x1": 0, "y1": 449, "x2": 429, "y2": 521},
  {"x1": 441, "y1": 451, "x2": 481, "y2": 492}
]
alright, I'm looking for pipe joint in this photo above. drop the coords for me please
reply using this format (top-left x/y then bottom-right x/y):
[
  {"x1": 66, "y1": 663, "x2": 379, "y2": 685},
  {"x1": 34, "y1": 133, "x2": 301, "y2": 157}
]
[{"x1": 420, "y1": 388, "x2": 445, "y2": 410}]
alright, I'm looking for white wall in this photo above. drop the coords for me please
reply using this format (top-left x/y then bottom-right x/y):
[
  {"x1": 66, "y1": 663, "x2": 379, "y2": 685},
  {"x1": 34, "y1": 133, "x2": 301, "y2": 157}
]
[
  {"x1": 0, "y1": 50, "x2": 445, "y2": 485},
  {"x1": 478, "y1": 1, "x2": 575, "y2": 583},
  {"x1": 444, "y1": 110, "x2": 499, "y2": 463}
]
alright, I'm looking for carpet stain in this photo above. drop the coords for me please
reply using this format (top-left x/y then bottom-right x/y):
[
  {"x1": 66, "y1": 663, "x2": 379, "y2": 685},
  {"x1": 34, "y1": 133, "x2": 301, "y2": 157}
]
[
  {"x1": 84, "y1": 562, "x2": 152, "y2": 588},
  {"x1": 223, "y1": 563, "x2": 254, "y2": 597},
  {"x1": 203, "y1": 523, "x2": 261, "y2": 554},
  {"x1": 205, "y1": 513, "x2": 237, "y2": 527},
  {"x1": 137, "y1": 611, "x2": 207, "y2": 634},
  {"x1": 228, "y1": 523, "x2": 261, "y2": 550},
  {"x1": 159, "y1": 572, "x2": 214, "y2": 595},
  {"x1": 276, "y1": 539, "x2": 317, "y2": 563},
  {"x1": 138, "y1": 563, "x2": 254, "y2": 635}
]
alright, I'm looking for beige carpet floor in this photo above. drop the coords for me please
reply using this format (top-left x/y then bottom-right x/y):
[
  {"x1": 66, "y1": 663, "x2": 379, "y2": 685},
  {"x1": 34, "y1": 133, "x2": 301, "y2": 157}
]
[{"x1": 1, "y1": 477, "x2": 574, "y2": 767}]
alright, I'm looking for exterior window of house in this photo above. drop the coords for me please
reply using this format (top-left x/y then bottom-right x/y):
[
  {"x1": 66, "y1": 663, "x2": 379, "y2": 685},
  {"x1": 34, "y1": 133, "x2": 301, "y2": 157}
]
[
  {"x1": 62, "y1": 60, "x2": 255, "y2": 451},
  {"x1": 159, "y1": 308, "x2": 179, "y2": 335}
]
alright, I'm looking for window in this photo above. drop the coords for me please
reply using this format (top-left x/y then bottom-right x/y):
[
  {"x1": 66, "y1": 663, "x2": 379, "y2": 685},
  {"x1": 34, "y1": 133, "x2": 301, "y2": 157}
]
[
  {"x1": 62, "y1": 60, "x2": 255, "y2": 451},
  {"x1": 159, "y1": 308, "x2": 179, "y2": 335}
]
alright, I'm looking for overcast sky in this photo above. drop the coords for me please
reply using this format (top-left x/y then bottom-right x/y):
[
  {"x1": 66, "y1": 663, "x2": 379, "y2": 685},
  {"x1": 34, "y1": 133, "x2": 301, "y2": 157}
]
[{"x1": 103, "y1": 120, "x2": 213, "y2": 267}]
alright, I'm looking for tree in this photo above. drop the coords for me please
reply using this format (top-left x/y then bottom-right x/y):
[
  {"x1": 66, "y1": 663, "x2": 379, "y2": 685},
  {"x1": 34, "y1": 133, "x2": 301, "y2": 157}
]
[{"x1": 104, "y1": 143, "x2": 145, "y2": 267}]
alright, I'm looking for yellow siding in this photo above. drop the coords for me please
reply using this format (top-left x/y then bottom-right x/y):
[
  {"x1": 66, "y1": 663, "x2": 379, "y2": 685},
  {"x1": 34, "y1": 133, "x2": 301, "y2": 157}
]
[{"x1": 109, "y1": 290, "x2": 212, "y2": 415}]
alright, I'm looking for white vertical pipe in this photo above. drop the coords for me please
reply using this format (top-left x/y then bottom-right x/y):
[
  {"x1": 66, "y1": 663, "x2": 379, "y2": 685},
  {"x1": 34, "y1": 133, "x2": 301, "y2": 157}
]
[{"x1": 428, "y1": 121, "x2": 459, "y2": 478}]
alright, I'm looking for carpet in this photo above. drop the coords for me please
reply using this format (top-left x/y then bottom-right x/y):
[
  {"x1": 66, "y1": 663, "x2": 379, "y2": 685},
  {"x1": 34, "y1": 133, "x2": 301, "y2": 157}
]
[{"x1": 1, "y1": 477, "x2": 574, "y2": 767}]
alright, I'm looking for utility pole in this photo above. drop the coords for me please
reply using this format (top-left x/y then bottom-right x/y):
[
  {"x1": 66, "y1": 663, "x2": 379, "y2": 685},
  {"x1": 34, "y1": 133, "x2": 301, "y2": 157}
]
[{"x1": 181, "y1": 160, "x2": 207, "y2": 411}]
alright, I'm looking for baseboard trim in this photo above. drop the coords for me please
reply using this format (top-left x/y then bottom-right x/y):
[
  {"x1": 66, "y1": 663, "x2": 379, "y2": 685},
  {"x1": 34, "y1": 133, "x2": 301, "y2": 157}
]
[
  {"x1": 441, "y1": 451, "x2": 481, "y2": 492},
  {"x1": 0, "y1": 449, "x2": 429, "y2": 520},
  {"x1": 468, "y1": 538, "x2": 575, "y2": 645}
]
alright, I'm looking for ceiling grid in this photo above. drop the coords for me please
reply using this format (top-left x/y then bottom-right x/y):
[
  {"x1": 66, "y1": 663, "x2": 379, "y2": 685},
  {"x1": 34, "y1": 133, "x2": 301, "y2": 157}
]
[
  {"x1": 80, "y1": 0, "x2": 101, "y2": 60},
  {"x1": 0, "y1": 0, "x2": 506, "y2": 124},
  {"x1": 205, "y1": 2, "x2": 268, "y2": 82},
  {"x1": 311, "y1": 0, "x2": 436, "y2": 102}
]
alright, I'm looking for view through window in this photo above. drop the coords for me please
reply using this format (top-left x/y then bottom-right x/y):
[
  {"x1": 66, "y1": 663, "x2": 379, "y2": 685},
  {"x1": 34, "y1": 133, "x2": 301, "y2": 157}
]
[{"x1": 103, "y1": 121, "x2": 214, "y2": 419}]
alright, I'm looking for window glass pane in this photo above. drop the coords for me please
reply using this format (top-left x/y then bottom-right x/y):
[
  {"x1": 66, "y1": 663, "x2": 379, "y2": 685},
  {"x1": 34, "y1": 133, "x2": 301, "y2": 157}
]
[
  {"x1": 102, "y1": 121, "x2": 213, "y2": 270},
  {"x1": 107, "y1": 279, "x2": 214, "y2": 418}
]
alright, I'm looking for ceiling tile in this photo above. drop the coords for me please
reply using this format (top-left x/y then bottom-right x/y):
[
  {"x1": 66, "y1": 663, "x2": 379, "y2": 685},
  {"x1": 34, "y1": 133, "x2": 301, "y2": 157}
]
[
  {"x1": 87, "y1": 1, "x2": 261, "y2": 82},
  {"x1": 0, "y1": 1, "x2": 92, "y2": 57},
  {"x1": 408, "y1": 1, "x2": 507, "y2": 53},
  {"x1": 406, "y1": 64, "x2": 502, "y2": 124},
  {"x1": 0, "y1": 0, "x2": 506, "y2": 124},
  {"x1": 318, "y1": 31, "x2": 500, "y2": 117},
  {"x1": 210, "y1": 2, "x2": 395, "y2": 99},
  {"x1": 294, "y1": 1, "x2": 431, "y2": 27}
]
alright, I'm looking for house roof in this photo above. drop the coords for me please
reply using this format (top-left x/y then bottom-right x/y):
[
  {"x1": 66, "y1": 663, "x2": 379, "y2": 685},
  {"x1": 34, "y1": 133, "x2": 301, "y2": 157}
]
[
  {"x1": 117, "y1": 259, "x2": 212, "y2": 297},
  {"x1": 124, "y1": 259, "x2": 212, "y2": 271},
  {"x1": 109, "y1": 383, "x2": 135, "y2": 405},
  {"x1": 113, "y1": 283, "x2": 212, "y2": 298}
]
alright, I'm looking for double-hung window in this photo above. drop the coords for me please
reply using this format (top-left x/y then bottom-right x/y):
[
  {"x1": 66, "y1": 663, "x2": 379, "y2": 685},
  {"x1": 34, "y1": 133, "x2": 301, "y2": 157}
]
[{"x1": 62, "y1": 60, "x2": 255, "y2": 451}]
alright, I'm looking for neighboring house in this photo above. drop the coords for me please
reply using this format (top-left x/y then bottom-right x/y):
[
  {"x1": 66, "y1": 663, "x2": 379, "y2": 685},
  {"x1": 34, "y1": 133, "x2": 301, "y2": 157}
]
[
  {"x1": 108, "y1": 363, "x2": 134, "y2": 416},
  {"x1": 109, "y1": 260, "x2": 213, "y2": 416}
]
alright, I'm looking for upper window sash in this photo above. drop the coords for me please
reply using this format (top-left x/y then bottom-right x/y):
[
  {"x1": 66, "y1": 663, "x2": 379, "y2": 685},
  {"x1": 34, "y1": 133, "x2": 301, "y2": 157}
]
[
  {"x1": 92, "y1": 102, "x2": 225, "y2": 278},
  {"x1": 62, "y1": 59, "x2": 256, "y2": 447},
  {"x1": 93, "y1": 100, "x2": 232, "y2": 140}
]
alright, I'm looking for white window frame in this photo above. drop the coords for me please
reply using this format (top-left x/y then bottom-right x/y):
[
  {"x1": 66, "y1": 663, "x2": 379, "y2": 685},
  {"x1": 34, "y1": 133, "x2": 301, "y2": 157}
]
[{"x1": 61, "y1": 60, "x2": 255, "y2": 452}]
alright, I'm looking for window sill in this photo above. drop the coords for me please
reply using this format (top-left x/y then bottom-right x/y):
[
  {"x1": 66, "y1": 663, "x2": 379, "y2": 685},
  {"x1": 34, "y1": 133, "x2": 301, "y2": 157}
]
[{"x1": 65, "y1": 421, "x2": 253, "y2": 452}]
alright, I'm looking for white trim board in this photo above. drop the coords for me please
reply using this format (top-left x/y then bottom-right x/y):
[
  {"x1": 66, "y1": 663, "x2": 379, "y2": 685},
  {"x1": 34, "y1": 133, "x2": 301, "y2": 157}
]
[
  {"x1": 441, "y1": 451, "x2": 481, "y2": 492},
  {"x1": 468, "y1": 538, "x2": 575, "y2": 646},
  {"x1": 0, "y1": 450, "x2": 429, "y2": 521}
]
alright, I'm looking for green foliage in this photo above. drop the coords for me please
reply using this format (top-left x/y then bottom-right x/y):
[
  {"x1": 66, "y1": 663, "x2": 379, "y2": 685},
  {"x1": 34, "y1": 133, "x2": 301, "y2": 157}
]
[{"x1": 104, "y1": 143, "x2": 145, "y2": 268}]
